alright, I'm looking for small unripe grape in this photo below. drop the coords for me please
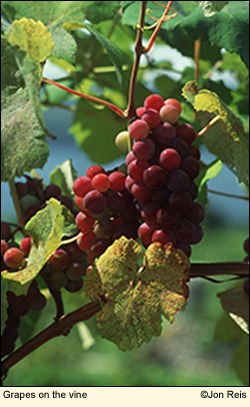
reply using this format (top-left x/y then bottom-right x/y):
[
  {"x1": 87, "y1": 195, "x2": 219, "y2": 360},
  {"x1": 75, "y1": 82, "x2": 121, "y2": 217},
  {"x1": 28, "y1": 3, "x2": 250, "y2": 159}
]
[{"x1": 115, "y1": 131, "x2": 130, "y2": 153}]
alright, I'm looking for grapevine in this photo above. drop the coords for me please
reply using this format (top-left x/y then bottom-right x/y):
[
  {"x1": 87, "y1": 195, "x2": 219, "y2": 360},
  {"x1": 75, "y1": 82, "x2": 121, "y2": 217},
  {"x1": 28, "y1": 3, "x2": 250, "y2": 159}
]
[{"x1": 1, "y1": 1, "x2": 249, "y2": 386}]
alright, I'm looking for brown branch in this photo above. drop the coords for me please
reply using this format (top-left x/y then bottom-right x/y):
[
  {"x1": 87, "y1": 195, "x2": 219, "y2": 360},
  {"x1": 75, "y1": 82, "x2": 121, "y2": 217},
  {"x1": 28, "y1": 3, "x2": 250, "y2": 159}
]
[
  {"x1": 1, "y1": 300, "x2": 102, "y2": 379},
  {"x1": 190, "y1": 262, "x2": 249, "y2": 278},
  {"x1": 127, "y1": 1, "x2": 148, "y2": 118}
]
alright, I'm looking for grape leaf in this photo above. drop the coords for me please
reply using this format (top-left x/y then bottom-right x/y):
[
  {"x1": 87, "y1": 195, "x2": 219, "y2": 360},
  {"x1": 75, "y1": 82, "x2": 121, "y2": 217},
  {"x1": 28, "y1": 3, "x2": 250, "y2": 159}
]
[
  {"x1": 63, "y1": 22, "x2": 124, "y2": 85},
  {"x1": 84, "y1": 237, "x2": 190, "y2": 350},
  {"x1": 122, "y1": 1, "x2": 249, "y2": 67},
  {"x1": 1, "y1": 276, "x2": 9, "y2": 336},
  {"x1": 217, "y1": 288, "x2": 249, "y2": 335},
  {"x1": 1, "y1": 199, "x2": 71, "y2": 295},
  {"x1": 49, "y1": 159, "x2": 78, "y2": 199},
  {"x1": 2, "y1": 1, "x2": 121, "y2": 64},
  {"x1": 1, "y1": 19, "x2": 54, "y2": 182},
  {"x1": 182, "y1": 81, "x2": 249, "y2": 188},
  {"x1": 195, "y1": 160, "x2": 223, "y2": 208},
  {"x1": 196, "y1": 1, "x2": 230, "y2": 16},
  {"x1": 70, "y1": 98, "x2": 125, "y2": 164}
]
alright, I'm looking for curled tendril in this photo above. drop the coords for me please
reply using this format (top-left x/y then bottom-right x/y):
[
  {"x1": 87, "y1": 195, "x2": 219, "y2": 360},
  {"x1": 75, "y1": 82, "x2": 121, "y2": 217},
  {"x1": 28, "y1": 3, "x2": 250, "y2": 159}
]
[{"x1": 137, "y1": 3, "x2": 177, "y2": 30}]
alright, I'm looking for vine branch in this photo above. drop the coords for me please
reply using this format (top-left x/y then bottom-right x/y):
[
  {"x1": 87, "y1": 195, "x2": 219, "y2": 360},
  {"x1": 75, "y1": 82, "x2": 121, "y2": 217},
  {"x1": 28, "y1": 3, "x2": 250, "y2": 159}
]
[{"x1": 1, "y1": 261, "x2": 248, "y2": 380}]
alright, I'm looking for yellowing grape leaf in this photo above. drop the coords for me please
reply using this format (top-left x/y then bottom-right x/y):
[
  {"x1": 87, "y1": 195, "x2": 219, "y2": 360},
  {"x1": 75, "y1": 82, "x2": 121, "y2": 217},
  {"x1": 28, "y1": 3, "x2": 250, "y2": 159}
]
[
  {"x1": 182, "y1": 81, "x2": 249, "y2": 187},
  {"x1": 83, "y1": 237, "x2": 190, "y2": 350},
  {"x1": 1, "y1": 199, "x2": 69, "y2": 295},
  {"x1": 217, "y1": 288, "x2": 249, "y2": 335}
]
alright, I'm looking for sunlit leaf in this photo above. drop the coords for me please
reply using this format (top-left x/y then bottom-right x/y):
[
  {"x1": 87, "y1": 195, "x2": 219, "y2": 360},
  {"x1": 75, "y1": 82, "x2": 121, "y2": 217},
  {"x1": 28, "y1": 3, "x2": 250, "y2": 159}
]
[
  {"x1": 182, "y1": 81, "x2": 249, "y2": 187},
  {"x1": 49, "y1": 159, "x2": 78, "y2": 199},
  {"x1": 84, "y1": 237, "x2": 190, "y2": 350},
  {"x1": 1, "y1": 199, "x2": 68, "y2": 295},
  {"x1": 196, "y1": 1, "x2": 230, "y2": 16}
]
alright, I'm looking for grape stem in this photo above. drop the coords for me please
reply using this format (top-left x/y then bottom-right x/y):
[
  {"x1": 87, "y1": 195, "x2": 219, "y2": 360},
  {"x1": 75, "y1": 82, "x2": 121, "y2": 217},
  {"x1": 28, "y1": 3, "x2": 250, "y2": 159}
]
[
  {"x1": 207, "y1": 189, "x2": 249, "y2": 201},
  {"x1": 42, "y1": 77, "x2": 126, "y2": 118},
  {"x1": 1, "y1": 261, "x2": 248, "y2": 381}
]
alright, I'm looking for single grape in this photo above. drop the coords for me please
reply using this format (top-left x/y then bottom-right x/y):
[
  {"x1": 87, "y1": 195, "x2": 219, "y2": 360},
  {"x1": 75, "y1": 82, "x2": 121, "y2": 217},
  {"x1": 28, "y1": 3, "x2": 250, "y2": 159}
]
[
  {"x1": 138, "y1": 221, "x2": 158, "y2": 246},
  {"x1": 167, "y1": 138, "x2": 190, "y2": 158},
  {"x1": 65, "y1": 242, "x2": 86, "y2": 262},
  {"x1": 180, "y1": 156, "x2": 200, "y2": 179},
  {"x1": 65, "y1": 279, "x2": 84, "y2": 293},
  {"x1": 166, "y1": 169, "x2": 190, "y2": 191},
  {"x1": 83, "y1": 190, "x2": 108, "y2": 214},
  {"x1": 65, "y1": 262, "x2": 85, "y2": 281},
  {"x1": 153, "y1": 122, "x2": 177, "y2": 145},
  {"x1": 75, "y1": 211, "x2": 95, "y2": 232},
  {"x1": 107, "y1": 191, "x2": 128, "y2": 214},
  {"x1": 128, "y1": 159, "x2": 149, "y2": 182},
  {"x1": 189, "y1": 224, "x2": 204, "y2": 245},
  {"x1": 77, "y1": 231, "x2": 97, "y2": 252},
  {"x1": 20, "y1": 236, "x2": 32, "y2": 256},
  {"x1": 48, "y1": 270, "x2": 68, "y2": 290},
  {"x1": 160, "y1": 104, "x2": 180, "y2": 124},
  {"x1": 94, "y1": 220, "x2": 114, "y2": 238},
  {"x1": 15, "y1": 182, "x2": 29, "y2": 199},
  {"x1": 90, "y1": 237, "x2": 110, "y2": 257},
  {"x1": 136, "y1": 106, "x2": 146, "y2": 117},
  {"x1": 131, "y1": 181, "x2": 152, "y2": 202},
  {"x1": 152, "y1": 229, "x2": 176, "y2": 246},
  {"x1": 183, "y1": 202, "x2": 205, "y2": 224},
  {"x1": 164, "y1": 98, "x2": 182, "y2": 115},
  {"x1": 73, "y1": 176, "x2": 93, "y2": 197},
  {"x1": 3, "y1": 248, "x2": 24, "y2": 269},
  {"x1": 156, "y1": 205, "x2": 180, "y2": 230},
  {"x1": 174, "y1": 220, "x2": 196, "y2": 243},
  {"x1": 11, "y1": 298, "x2": 30, "y2": 317},
  {"x1": 108, "y1": 171, "x2": 126, "y2": 192},
  {"x1": 44, "y1": 184, "x2": 61, "y2": 200},
  {"x1": 1, "y1": 222, "x2": 12, "y2": 241},
  {"x1": 1, "y1": 240, "x2": 9, "y2": 257},
  {"x1": 132, "y1": 138, "x2": 156, "y2": 161},
  {"x1": 159, "y1": 148, "x2": 181, "y2": 171},
  {"x1": 140, "y1": 203, "x2": 160, "y2": 222},
  {"x1": 48, "y1": 249, "x2": 70, "y2": 271},
  {"x1": 144, "y1": 94, "x2": 165, "y2": 111},
  {"x1": 142, "y1": 165, "x2": 167, "y2": 190},
  {"x1": 177, "y1": 123, "x2": 197, "y2": 144},
  {"x1": 129, "y1": 119, "x2": 150, "y2": 140},
  {"x1": 168, "y1": 191, "x2": 192, "y2": 212},
  {"x1": 86, "y1": 165, "x2": 105, "y2": 179},
  {"x1": 115, "y1": 131, "x2": 130, "y2": 153},
  {"x1": 91, "y1": 173, "x2": 110, "y2": 192},
  {"x1": 142, "y1": 108, "x2": 161, "y2": 129}
]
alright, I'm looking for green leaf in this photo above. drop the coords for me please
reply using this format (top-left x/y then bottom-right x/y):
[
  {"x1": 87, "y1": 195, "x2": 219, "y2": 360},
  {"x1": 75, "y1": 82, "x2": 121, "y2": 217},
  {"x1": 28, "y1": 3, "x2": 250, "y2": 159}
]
[
  {"x1": 84, "y1": 237, "x2": 190, "y2": 350},
  {"x1": 64, "y1": 22, "x2": 124, "y2": 85},
  {"x1": 1, "y1": 19, "x2": 54, "y2": 182},
  {"x1": 49, "y1": 159, "x2": 78, "y2": 199},
  {"x1": 196, "y1": 1, "x2": 230, "y2": 16},
  {"x1": 1, "y1": 199, "x2": 67, "y2": 295},
  {"x1": 1, "y1": 276, "x2": 9, "y2": 336},
  {"x1": 70, "y1": 98, "x2": 125, "y2": 164},
  {"x1": 217, "y1": 288, "x2": 249, "y2": 335},
  {"x1": 1, "y1": 87, "x2": 49, "y2": 182},
  {"x1": 195, "y1": 160, "x2": 223, "y2": 208},
  {"x1": 2, "y1": 1, "x2": 121, "y2": 64},
  {"x1": 182, "y1": 81, "x2": 249, "y2": 187}
]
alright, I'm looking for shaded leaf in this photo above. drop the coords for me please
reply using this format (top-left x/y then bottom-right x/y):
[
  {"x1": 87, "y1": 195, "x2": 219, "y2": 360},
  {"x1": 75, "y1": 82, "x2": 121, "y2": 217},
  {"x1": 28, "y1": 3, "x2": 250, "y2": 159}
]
[
  {"x1": 1, "y1": 199, "x2": 66, "y2": 295},
  {"x1": 1, "y1": 276, "x2": 9, "y2": 336},
  {"x1": 1, "y1": 87, "x2": 49, "y2": 182},
  {"x1": 84, "y1": 237, "x2": 190, "y2": 350},
  {"x1": 217, "y1": 288, "x2": 249, "y2": 334},
  {"x1": 64, "y1": 22, "x2": 124, "y2": 85},
  {"x1": 231, "y1": 335, "x2": 249, "y2": 385},
  {"x1": 70, "y1": 98, "x2": 125, "y2": 164},
  {"x1": 49, "y1": 159, "x2": 78, "y2": 199},
  {"x1": 182, "y1": 81, "x2": 249, "y2": 187},
  {"x1": 195, "y1": 160, "x2": 223, "y2": 208},
  {"x1": 2, "y1": 1, "x2": 121, "y2": 64}
]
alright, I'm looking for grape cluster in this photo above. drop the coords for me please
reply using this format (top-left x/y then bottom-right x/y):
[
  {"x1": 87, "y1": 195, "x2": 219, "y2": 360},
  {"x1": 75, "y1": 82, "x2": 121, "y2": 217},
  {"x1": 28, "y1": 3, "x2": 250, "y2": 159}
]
[
  {"x1": 73, "y1": 94, "x2": 205, "y2": 262},
  {"x1": 1, "y1": 233, "x2": 46, "y2": 358},
  {"x1": 43, "y1": 242, "x2": 88, "y2": 293},
  {"x1": 15, "y1": 174, "x2": 77, "y2": 221}
]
